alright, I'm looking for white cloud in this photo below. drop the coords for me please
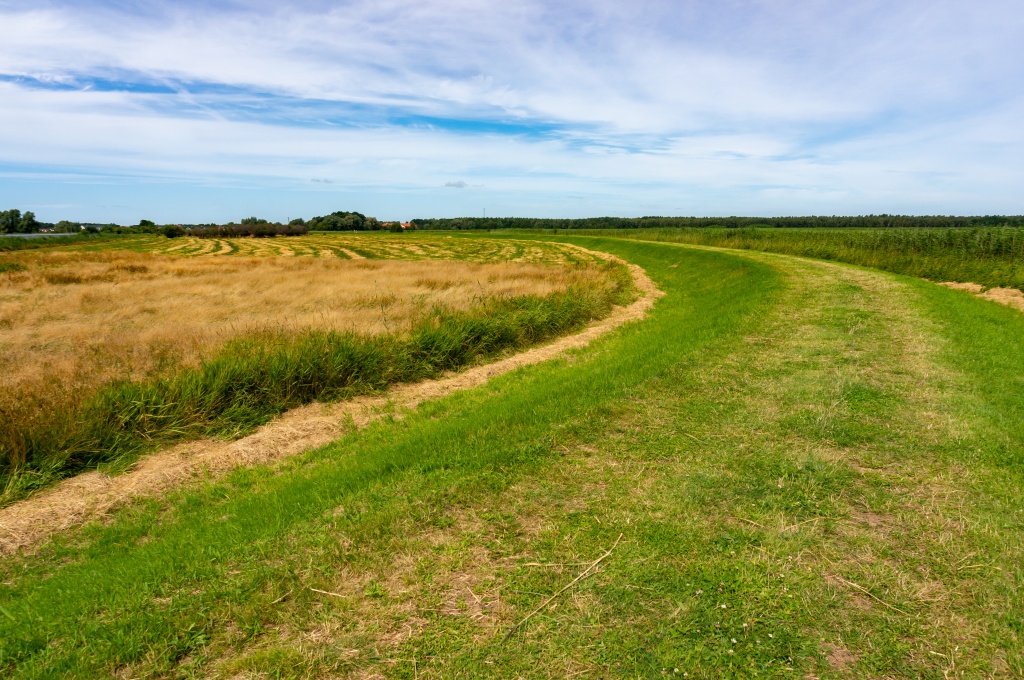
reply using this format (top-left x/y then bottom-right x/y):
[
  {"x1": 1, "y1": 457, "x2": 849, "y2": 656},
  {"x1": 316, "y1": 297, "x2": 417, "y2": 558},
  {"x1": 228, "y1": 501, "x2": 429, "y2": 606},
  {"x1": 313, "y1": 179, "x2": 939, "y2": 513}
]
[{"x1": 0, "y1": 0, "x2": 1022, "y2": 218}]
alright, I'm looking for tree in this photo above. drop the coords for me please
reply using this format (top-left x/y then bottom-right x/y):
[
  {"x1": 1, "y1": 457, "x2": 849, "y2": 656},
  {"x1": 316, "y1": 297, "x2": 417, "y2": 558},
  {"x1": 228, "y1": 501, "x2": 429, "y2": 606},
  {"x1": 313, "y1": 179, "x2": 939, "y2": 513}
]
[
  {"x1": 55, "y1": 220, "x2": 79, "y2": 233},
  {"x1": 138, "y1": 219, "x2": 156, "y2": 228},
  {"x1": 0, "y1": 209, "x2": 39, "y2": 233},
  {"x1": 18, "y1": 211, "x2": 38, "y2": 233},
  {"x1": 0, "y1": 209, "x2": 20, "y2": 234}
]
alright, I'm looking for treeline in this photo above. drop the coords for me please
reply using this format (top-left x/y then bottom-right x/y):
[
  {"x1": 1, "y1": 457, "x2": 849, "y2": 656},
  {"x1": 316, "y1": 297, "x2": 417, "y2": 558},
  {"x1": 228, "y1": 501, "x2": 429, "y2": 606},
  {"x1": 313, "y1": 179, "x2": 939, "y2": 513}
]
[
  {"x1": 0, "y1": 210, "x2": 40, "y2": 234},
  {"x1": 0, "y1": 210, "x2": 388, "y2": 236},
  {"x1": 410, "y1": 215, "x2": 1024, "y2": 231},
  {"x1": 175, "y1": 223, "x2": 309, "y2": 238},
  {"x1": 305, "y1": 211, "x2": 382, "y2": 231}
]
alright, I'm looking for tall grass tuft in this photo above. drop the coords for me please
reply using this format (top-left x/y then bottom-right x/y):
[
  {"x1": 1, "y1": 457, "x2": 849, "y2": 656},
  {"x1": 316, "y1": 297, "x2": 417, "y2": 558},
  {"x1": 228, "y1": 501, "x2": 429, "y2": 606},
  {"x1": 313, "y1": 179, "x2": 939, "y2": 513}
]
[{"x1": 0, "y1": 274, "x2": 630, "y2": 503}]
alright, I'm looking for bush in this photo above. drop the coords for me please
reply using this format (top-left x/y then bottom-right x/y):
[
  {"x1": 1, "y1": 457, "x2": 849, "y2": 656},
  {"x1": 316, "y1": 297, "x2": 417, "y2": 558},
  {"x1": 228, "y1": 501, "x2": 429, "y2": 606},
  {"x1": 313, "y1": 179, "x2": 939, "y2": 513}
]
[{"x1": 162, "y1": 225, "x2": 186, "y2": 238}]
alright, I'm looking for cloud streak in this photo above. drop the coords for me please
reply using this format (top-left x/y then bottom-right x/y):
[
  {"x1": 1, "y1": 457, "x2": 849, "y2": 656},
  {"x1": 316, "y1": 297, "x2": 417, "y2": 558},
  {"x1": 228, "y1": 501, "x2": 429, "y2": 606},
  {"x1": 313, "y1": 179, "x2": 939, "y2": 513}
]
[{"x1": 0, "y1": 0, "x2": 1022, "y2": 221}]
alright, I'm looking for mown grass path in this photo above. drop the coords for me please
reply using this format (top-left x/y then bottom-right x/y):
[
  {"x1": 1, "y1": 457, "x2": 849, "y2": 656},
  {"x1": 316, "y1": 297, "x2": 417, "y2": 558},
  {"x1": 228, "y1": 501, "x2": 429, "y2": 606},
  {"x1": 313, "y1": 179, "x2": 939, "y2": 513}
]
[{"x1": 1, "y1": 237, "x2": 1022, "y2": 678}]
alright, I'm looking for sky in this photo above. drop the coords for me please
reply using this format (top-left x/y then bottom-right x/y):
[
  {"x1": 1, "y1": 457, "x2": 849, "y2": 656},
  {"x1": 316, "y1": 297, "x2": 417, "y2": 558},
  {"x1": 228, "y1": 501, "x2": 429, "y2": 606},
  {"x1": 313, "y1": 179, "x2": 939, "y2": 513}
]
[{"x1": 1, "y1": 0, "x2": 1022, "y2": 224}]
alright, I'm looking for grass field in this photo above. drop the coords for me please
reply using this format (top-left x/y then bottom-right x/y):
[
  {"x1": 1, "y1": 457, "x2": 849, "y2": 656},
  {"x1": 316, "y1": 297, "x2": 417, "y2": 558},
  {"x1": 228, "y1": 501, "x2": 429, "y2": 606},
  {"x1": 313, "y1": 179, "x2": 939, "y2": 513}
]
[
  {"x1": 0, "y1": 236, "x2": 624, "y2": 502},
  {"x1": 1, "y1": 234, "x2": 1022, "y2": 678},
  {"x1": 565, "y1": 227, "x2": 1024, "y2": 293}
]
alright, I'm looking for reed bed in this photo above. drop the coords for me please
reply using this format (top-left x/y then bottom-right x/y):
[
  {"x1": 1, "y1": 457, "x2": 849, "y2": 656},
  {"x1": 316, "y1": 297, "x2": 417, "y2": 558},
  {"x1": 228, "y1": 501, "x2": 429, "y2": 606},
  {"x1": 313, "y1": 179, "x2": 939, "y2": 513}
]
[
  {"x1": 569, "y1": 227, "x2": 1024, "y2": 292},
  {"x1": 0, "y1": 249, "x2": 628, "y2": 501}
]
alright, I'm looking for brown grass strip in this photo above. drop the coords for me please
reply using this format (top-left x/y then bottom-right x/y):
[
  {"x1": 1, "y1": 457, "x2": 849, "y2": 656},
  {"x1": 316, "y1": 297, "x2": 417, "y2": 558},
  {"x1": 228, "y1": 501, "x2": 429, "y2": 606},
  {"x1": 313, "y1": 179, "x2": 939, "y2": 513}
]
[
  {"x1": 938, "y1": 281, "x2": 1024, "y2": 312},
  {"x1": 0, "y1": 249, "x2": 661, "y2": 556}
]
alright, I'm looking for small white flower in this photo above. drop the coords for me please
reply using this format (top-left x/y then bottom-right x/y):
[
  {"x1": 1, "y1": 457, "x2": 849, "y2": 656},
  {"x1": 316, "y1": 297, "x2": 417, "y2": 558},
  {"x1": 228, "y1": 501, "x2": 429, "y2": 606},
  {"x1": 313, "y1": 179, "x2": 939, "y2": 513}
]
[
  {"x1": 769, "y1": 633, "x2": 774, "y2": 638},
  {"x1": 742, "y1": 623, "x2": 748, "y2": 628},
  {"x1": 731, "y1": 638, "x2": 737, "y2": 644},
  {"x1": 721, "y1": 604, "x2": 727, "y2": 609},
  {"x1": 728, "y1": 649, "x2": 734, "y2": 655}
]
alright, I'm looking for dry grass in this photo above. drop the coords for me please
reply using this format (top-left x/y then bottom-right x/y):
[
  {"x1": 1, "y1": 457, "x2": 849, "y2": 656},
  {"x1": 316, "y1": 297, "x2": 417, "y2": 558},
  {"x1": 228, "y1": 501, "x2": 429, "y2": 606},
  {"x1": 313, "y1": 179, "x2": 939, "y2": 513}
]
[
  {"x1": 0, "y1": 258, "x2": 659, "y2": 554},
  {"x1": 938, "y1": 281, "x2": 1024, "y2": 312},
  {"x1": 0, "y1": 250, "x2": 611, "y2": 464}
]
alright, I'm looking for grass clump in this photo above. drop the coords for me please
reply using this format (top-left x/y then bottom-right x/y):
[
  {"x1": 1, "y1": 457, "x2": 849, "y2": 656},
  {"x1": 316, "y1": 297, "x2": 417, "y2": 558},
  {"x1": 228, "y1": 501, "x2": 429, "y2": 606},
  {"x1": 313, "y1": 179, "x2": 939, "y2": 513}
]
[
  {"x1": 0, "y1": 261, "x2": 26, "y2": 274},
  {"x1": 0, "y1": 270, "x2": 631, "y2": 502}
]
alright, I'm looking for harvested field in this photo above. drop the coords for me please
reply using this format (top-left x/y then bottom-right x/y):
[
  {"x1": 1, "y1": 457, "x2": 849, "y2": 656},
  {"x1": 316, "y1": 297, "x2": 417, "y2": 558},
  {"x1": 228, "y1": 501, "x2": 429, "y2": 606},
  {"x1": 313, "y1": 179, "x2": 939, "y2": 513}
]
[
  {"x1": 0, "y1": 256, "x2": 659, "y2": 555},
  {"x1": 1, "y1": 242, "x2": 623, "y2": 501},
  {"x1": 63, "y1": 232, "x2": 608, "y2": 265},
  {"x1": 0, "y1": 251, "x2": 598, "y2": 396}
]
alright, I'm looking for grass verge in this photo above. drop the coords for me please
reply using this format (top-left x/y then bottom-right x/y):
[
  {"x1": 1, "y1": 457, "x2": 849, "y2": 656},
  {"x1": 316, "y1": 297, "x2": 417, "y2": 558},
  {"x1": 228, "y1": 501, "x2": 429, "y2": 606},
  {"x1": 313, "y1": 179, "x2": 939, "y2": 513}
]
[{"x1": 562, "y1": 227, "x2": 1024, "y2": 291}]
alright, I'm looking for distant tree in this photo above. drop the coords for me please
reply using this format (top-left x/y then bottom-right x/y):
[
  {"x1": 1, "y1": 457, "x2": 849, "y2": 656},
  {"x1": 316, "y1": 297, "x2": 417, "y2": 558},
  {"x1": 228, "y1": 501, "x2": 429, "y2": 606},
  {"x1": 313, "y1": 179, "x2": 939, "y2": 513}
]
[
  {"x1": 306, "y1": 210, "x2": 372, "y2": 231},
  {"x1": 0, "y1": 209, "x2": 20, "y2": 234},
  {"x1": 388, "y1": 222, "x2": 403, "y2": 233},
  {"x1": 55, "y1": 220, "x2": 79, "y2": 233},
  {"x1": 19, "y1": 211, "x2": 38, "y2": 233},
  {"x1": 162, "y1": 225, "x2": 186, "y2": 238},
  {"x1": 240, "y1": 216, "x2": 270, "y2": 225},
  {"x1": 1, "y1": 209, "x2": 41, "y2": 233},
  {"x1": 138, "y1": 219, "x2": 156, "y2": 228},
  {"x1": 288, "y1": 217, "x2": 305, "y2": 225}
]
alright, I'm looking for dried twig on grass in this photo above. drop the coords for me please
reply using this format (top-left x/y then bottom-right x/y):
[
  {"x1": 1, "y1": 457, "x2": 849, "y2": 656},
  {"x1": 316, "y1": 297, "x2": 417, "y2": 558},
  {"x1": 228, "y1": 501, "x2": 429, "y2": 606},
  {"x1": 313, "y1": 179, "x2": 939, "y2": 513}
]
[
  {"x1": 502, "y1": 533, "x2": 624, "y2": 643},
  {"x1": 833, "y1": 576, "x2": 909, "y2": 615},
  {"x1": 309, "y1": 587, "x2": 345, "y2": 599}
]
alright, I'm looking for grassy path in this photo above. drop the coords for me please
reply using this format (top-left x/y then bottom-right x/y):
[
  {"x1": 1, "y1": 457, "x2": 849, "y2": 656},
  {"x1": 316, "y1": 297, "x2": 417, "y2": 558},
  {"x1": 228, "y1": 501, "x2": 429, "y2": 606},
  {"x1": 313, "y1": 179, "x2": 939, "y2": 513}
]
[{"x1": 1, "y1": 237, "x2": 1022, "y2": 678}]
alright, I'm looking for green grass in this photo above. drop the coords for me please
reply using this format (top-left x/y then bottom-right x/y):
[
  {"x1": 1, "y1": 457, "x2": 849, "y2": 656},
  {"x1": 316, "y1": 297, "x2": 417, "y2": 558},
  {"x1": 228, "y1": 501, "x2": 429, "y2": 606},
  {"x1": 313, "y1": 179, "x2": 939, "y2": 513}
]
[
  {"x1": 1, "y1": 274, "x2": 629, "y2": 504},
  {"x1": 1, "y1": 236, "x2": 1022, "y2": 678},
  {"x1": 562, "y1": 227, "x2": 1024, "y2": 292},
  {"x1": 0, "y1": 261, "x2": 27, "y2": 274},
  {"x1": 0, "y1": 233, "x2": 111, "y2": 252}
]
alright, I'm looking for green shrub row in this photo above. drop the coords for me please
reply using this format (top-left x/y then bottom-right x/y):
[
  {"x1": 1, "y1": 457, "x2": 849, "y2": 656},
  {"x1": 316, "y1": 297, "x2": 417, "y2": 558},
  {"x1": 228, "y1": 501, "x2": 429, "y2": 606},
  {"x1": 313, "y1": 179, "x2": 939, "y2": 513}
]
[{"x1": 1, "y1": 275, "x2": 630, "y2": 503}]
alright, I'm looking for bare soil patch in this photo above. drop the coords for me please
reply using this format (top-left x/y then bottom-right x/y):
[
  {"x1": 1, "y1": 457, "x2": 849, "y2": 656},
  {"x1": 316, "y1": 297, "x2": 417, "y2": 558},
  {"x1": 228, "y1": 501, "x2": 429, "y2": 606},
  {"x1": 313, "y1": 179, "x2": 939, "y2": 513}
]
[{"x1": 0, "y1": 252, "x2": 660, "y2": 555}]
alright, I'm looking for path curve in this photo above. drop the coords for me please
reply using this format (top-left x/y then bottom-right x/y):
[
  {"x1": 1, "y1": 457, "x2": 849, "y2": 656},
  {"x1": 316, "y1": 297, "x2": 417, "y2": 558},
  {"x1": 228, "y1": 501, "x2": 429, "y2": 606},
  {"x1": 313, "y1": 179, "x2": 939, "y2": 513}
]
[{"x1": 0, "y1": 247, "x2": 662, "y2": 556}]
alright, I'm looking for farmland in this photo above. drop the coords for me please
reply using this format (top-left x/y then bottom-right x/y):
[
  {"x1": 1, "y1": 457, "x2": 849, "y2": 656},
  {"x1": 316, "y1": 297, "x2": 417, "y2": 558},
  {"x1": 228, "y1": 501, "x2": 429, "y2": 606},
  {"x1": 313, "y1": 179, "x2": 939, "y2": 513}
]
[
  {"x1": 0, "y1": 231, "x2": 1023, "y2": 678},
  {"x1": 0, "y1": 236, "x2": 626, "y2": 502}
]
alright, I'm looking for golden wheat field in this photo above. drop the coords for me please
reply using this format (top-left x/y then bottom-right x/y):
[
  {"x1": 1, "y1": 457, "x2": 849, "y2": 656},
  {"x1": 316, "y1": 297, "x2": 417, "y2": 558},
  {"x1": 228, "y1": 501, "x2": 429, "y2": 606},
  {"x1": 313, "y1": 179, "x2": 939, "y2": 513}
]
[{"x1": 0, "y1": 240, "x2": 613, "y2": 449}]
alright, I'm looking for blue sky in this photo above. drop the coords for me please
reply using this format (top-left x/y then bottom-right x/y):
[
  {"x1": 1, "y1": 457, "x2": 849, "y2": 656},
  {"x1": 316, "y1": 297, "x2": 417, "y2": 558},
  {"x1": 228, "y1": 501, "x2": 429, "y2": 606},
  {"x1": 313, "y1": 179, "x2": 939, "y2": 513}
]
[{"x1": 1, "y1": 0, "x2": 1022, "y2": 223}]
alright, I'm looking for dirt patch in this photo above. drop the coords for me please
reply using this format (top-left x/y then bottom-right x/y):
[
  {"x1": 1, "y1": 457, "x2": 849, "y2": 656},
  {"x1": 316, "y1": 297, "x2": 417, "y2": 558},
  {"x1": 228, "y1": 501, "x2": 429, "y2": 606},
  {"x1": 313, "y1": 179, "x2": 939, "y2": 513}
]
[
  {"x1": 822, "y1": 643, "x2": 858, "y2": 672},
  {"x1": 938, "y1": 282, "x2": 1024, "y2": 312},
  {"x1": 0, "y1": 249, "x2": 661, "y2": 556}
]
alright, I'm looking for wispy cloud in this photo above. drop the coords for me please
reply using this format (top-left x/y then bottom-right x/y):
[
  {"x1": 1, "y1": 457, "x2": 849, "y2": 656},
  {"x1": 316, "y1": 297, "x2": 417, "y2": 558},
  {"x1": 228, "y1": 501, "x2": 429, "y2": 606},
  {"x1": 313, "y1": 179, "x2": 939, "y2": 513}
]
[{"x1": 0, "y1": 0, "x2": 1022, "y2": 221}]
